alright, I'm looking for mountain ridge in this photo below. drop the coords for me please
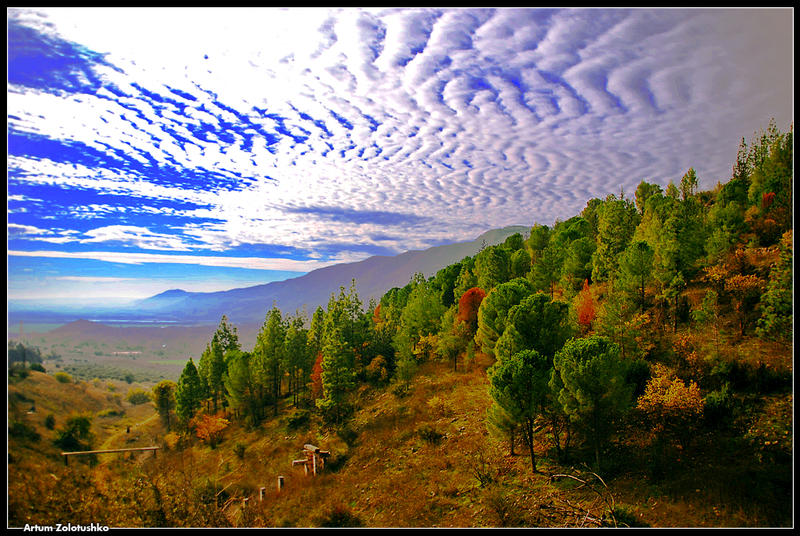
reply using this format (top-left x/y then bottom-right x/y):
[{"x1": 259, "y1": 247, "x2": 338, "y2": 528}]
[{"x1": 133, "y1": 225, "x2": 528, "y2": 324}]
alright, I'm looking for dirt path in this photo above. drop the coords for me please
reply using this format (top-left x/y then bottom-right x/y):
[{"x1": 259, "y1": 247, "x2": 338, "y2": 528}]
[{"x1": 99, "y1": 411, "x2": 160, "y2": 451}]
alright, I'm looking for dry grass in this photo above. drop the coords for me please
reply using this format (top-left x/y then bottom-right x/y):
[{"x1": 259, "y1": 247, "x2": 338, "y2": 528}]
[{"x1": 8, "y1": 334, "x2": 793, "y2": 528}]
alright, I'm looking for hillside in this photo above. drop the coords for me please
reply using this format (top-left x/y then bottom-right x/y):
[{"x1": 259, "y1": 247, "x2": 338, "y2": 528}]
[{"x1": 8, "y1": 352, "x2": 792, "y2": 528}]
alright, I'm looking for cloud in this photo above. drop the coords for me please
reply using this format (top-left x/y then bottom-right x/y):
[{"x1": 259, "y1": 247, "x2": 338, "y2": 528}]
[
  {"x1": 54, "y1": 276, "x2": 136, "y2": 282},
  {"x1": 7, "y1": 7, "x2": 794, "y2": 271},
  {"x1": 7, "y1": 249, "x2": 356, "y2": 272}
]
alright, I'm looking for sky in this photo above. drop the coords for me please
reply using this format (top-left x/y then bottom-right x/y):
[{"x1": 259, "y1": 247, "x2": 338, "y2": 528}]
[{"x1": 7, "y1": 7, "x2": 794, "y2": 302}]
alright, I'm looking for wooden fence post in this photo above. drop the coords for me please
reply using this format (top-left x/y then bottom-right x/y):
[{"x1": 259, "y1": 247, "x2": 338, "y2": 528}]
[{"x1": 277, "y1": 476, "x2": 284, "y2": 492}]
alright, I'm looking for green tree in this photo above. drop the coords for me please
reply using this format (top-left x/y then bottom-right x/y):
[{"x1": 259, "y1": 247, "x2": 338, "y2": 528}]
[
  {"x1": 175, "y1": 358, "x2": 205, "y2": 425},
  {"x1": 756, "y1": 231, "x2": 793, "y2": 342},
  {"x1": 502, "y1": 232, "x2": 525, "y2": 252},
  {"x1": 317, "y1": 324, "x2": 356, "y2": 425},
  {"x1": 746, "y1": 120, "x2": 793, "y2": 235},
  {"x1": 489, "y1": 349, "x2": 553, "y2": 473},
  {"x1": 152, "y1": 380, "x2": 177, "y2": 431},
  {"x1": 495, "y1": 292, "x2": 573, "y2": 362},
  {"x1": 618, "y1": 240, "x2": 655, "y2": 313},
  {"x1": 525, "y1": 224, "x2": 551, "y2": 264},
  {"x1": 634, "y1": 180, "x2": 662, "y2": 215},
  {"x1": 224, "y1": 350, "x2": 261, "y2": 425},
  {"x1": 475, "y1": 278, "x2": 535, "y2": 359},
  {"x1": 126, "y1": 388, "x2": 151, "y2": 405},
  {"x1": 531, "y1": 244, "x2": 563, "y2": 299},
  {"x1": 592, "y1": 194, "x2": 639, "y2": 282},
  {"x1": 199, "y1": 315, "x2": 241, "y2": 413},
  {"x1": 198, "y1": 339, "x2": 225, "y2": 413},
  {"x1": 453, "y1": 261, "x2": 478, "y2": 303},
  {"x1": 486, "y1": 401, "x2": 519, "y2": 456},
  {"x1": 679, "y1": 168, "x2": 698, "y2": 201},
  {"x1": 474, "y1": 245, "x2": 511, "y2": 291},
  {"x1": 561, "y1": 236, "x2": 596, "y2": 293},
  {"x1": 393, "y1": 275, "x2": 446, "y2": 365},
  {"x1": 213, "y1": 315, "x2": 240, "y2": 355},
  {"x1": 253, "y1": 306, "x2": 286, "y2": 417},
  {"x1": 553, "y1": 336, "x2": 632, "y2": 470},
  {"x1": 436, "y1": 306, "x2": 470, "y2": 372},
  {"x1": 431, "y1": 262, "x2": 463, "y2": 307},
  {"x1": 284, "y1": 315, "x2": 312, "y2": 405},
  {"x1": 307, "y1": 306, "x2": 326, "y2": 360},
  {"x1": 510, "y1": 248, "x2": 532, "y2": 280},
  {"x1": 394, "y1": 352, "x2": 417, "y2": 395}
]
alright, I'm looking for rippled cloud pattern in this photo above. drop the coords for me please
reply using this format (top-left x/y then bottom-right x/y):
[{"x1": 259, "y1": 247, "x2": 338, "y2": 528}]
[{"x1": 7, "y1": 8, "x2": 793, "y2": 271}]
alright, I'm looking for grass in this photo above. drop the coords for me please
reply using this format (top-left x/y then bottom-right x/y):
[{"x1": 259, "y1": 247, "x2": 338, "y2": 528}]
[{"x1": 8, "y1": 323, "x2": 793, "y2": 528}]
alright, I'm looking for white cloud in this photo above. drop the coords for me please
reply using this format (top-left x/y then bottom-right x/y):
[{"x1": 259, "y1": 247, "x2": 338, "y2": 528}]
[
  {"x1": 8, "y1": 249, "x2": 364, "y2": 272},
  {"x1": 8, "y1": 7, "x2": 794, "y2": 262}
]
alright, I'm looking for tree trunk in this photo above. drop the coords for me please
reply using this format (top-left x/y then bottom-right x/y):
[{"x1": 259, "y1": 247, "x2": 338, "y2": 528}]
[{"x1": 524, "y1": 419, "x2": 537, "y2": 473}]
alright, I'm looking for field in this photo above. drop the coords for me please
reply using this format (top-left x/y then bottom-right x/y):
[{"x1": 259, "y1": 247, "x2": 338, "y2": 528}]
[{"x1": 8, "y1": 320, "x2": 261, "y2": 385}]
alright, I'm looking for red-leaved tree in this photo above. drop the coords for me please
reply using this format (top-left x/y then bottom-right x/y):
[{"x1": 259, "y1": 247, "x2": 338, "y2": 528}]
[
  {"x1": 457, "y1": 287, "x2": 486, "y2": 335},
  {"x1": 576, "y1": 279, "x2": 596, "y2": 333}
]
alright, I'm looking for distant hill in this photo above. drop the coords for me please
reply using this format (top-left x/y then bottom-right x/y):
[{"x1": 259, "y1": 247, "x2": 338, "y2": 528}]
[{"x1": 133, "y1": 225, "x2": 528, "y2": 325}]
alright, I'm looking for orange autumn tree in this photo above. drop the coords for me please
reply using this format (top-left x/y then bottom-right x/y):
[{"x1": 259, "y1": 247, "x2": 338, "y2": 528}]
[
  {"x1": 576, "y1": 279, "x2": 596, "y2": 333},
  {"x1": 190, "y1": 412, "x2": 230, "y2": 448},
  {"x1": 637, "y1": 363, "x2": 704, "y2": 451}
]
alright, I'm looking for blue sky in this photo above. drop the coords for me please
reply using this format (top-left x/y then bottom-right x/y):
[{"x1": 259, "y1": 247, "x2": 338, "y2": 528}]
[{"x1": 7, "y1": 7, "x2": 794, "y2": 301}]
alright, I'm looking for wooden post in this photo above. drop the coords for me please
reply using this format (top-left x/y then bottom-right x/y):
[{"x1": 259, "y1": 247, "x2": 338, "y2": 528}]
[
  {"x1": 259, "y1": 487, "x2": 266, "y2": 501},
  {"x1": 242, "y1": 497, "x2": 249, "y2": 508},
  {"x1": 277, "y1": 476, "x2": 284, "y2": 492}
]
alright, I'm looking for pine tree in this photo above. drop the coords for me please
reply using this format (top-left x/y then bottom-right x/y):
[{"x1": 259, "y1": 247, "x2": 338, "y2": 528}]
[
  {"x1": 317, "y1": 324, "x2": 356, "y2": 425},
  {"x1": 488, "y1": 349, "x2": 553, "y2": 473},
  {"x1": 553, "y1": 335, "x2": 632, "y2": 470},
  {"x1": 175, "y1": 358, "x2": 204, "y2": 425},
  {"x1": 253, "y1": 306, "x2": 286, "y2": 416}
]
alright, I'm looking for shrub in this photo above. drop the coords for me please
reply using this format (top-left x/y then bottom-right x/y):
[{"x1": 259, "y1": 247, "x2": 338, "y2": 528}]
[
  {"x1": 97, "y1": 408, "x2": 125, "y2": 418},
  {"x1": 44, "y1": 413, "x2": 56, "y2": 430},
  {"x1": 233, "y1": 442, "x2": 247, "y2": 460},
  {"x1": 315, "y1": 505, "x2": 364, "y2": 527},
  {"x1": 126, "y1": 388, "x2": 152, "y2": 405},
  {"x1": 54, "y1": 372, "x2": 72, "y2": 384},
  {"x1": 9, "y1": 421, "x2": 41, "y2": 442},
  {"x1": 29, "y1": 363, "x2": 46, "y2": 373},
  {"x1": 704, "y1": 385, "x2": 735, "y2": 428},
  {"x1": 365, "y1": 355, "x2": 389, "y2": 384},
  {"x1": 9, "y1": 364, "x2": 29, "y2": 379},
  {"x1": 54, "y1": 414, "x2": 94, "y2": 451},
  {"x1": 285, "y1": 410, "x2": 310, "y2": 432},
  {"x1": 417, "y1": 424, "x2": 444, "y2": 445},
  {"x1": 710, "y1": 359, "x2": 749, "y2": 391}
]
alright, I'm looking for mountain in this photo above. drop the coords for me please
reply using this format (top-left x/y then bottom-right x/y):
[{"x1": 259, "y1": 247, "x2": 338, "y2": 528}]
[{"x1": 133, "y1": 225, "x2": 528, "y2": 325}]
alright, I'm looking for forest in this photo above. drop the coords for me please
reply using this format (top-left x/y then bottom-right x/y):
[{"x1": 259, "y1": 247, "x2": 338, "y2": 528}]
[{"x1": 8, "y1": 120, "x2": 793, "y2": 528}]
